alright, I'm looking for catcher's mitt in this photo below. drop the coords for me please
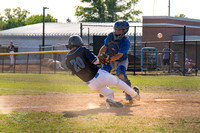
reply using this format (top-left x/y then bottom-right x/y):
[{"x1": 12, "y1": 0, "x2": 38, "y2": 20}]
[{"x1": 98, "y1": 53, "x2": 110, "y2": 65}]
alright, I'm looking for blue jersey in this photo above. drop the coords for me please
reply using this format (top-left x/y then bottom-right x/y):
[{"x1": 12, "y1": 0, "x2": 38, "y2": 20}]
[
  {"x1": 104, "y1": 32, "x2": 130, "y2": 61},
  {"x1": 66, "y1": 47, "x2": 99, "y2": 82},
  {"x1": 162, "y1": 48, "x2": 173, "y2": 59}
]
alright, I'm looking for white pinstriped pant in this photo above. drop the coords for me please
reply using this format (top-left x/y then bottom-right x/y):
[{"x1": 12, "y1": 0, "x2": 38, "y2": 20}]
[
  {"x1": 9, "y1": 51, "x2": 14, "y2": 65},
  {"x1": 87, "y1": 69, "x2": 137, "y2": 101}
]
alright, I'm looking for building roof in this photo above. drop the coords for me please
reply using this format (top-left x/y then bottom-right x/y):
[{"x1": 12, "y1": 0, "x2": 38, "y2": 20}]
[
  {"x1": 0, "y1": 22, "x2": 142, "y2": 37},
  {"x1": 143, "y1": 16, "x2": 200, "y2": 23}
]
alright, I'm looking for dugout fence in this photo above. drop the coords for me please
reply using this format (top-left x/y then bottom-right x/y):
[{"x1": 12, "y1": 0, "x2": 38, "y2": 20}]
[{"x1": 0, "y1": 50, "x2": 72, "y2": 74}]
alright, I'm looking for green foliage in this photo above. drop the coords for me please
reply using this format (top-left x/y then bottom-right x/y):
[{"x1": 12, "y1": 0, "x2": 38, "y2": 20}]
[
  {"x1": 0, "y1": 7, "x2": 57, "y2": 30},
  {"x1": 75, "y1": 0, "x2": 142, "y2": 22},
  {"x1": 2, "y1": 7, "x2": 30, "y2": 30},
  {"x1": 66, "y1": 18, "x2": 71, "y2": 22},
  {"x1": 26, "y1": 14, "x2": 57, "y2": 25},
  {"x1": 0, "y1": 14, "x2": 4, "y2": 30},
  {"x1": 175, "y1": 13, "x2": 187, "y2": 18}
]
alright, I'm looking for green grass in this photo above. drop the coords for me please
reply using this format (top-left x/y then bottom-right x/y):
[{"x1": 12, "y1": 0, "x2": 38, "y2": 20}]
[
  {"x1": 0, "y1": 73, "x2": 90, "y2": 95},
  {"x1": 128, "y1": 75, "x2": 200, "y2": 92},
  {"x1": 0, "y1": 73, "x2": 200, "y2": 132},
  {"x1": 0, "y1": 73, "x2": 200, "y2": 95},
  {"x1": 0, "y1": 111, "x2": 200, "y2": 133}
]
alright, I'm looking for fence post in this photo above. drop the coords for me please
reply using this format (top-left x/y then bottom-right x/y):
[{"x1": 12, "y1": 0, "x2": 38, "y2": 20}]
[
  {"x1": 54, "y1": 53, "x2": 56, "y2": 74},
  {"x1": 183, "y1": 25, "x2": 186, "y2": 76},
  {"x1": 2, "y1": 55, "x2": 4, "y2": 73},
  {"x1": 26, "y1": 54, "x2": 29, "y2": 73},
  {"x1": 14, "y1": 55, "x2": 16, "y2": 73},
  {"x1": 88, "y1": 28, "x2": 90, "y2": 44},
  {"x1": 133, "y1": 26, "x2": 136, "y2": 75},
  {"x1": 40, "y1": 54, "x2": 42, "y2": 74},
  {"x1": 195, "y1": 41, "x2": 198, "y2": 76},
  {"x1": 80, "y1": 23, "x2": 83, "y2": 38},
  {"x1": 168, "y1": 41, "x2": 171, "y2": 73}
]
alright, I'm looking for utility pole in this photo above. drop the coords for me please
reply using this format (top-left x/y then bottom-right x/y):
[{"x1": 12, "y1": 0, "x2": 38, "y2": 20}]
[{"x1": 168, "y1": 0, "x2": 170, "y2": 16}]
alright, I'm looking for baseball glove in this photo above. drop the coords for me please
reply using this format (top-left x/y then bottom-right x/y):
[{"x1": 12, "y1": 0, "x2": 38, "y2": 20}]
[{"x1": 98, "y1": 53, "x2": 110, "y2": 65}]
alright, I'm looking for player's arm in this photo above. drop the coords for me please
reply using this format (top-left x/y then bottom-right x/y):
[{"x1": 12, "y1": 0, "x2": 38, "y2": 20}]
[
  {"x1": 110, "y1": 53, "x2": 123, "y2": 61},
  {"x1": 98, "y1": 45, "x2": 108, "y2": 56},
  {"x1": 93, "y1": 57, "x2": 100, "y2": 64},
  {"x1": 84, "y1": 47, "x2": 100, "y2": 65}
]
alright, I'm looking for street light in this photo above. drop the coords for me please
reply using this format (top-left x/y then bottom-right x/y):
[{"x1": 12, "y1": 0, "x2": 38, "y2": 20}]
[{"x1": 42, "y1": 7, "x2": 49, "y2": 51}]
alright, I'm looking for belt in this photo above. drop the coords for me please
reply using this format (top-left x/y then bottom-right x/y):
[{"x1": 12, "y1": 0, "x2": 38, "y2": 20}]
[{"x1": 86, "y1": 72, "x2": 99, "y2": 85}]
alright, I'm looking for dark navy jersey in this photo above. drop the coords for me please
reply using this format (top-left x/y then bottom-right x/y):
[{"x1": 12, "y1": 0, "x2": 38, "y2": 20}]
[
  {"x1": 8, "y1": 44, "x2": 15, "y2": 52},
  {"x1": 66, "y1": 47, "x2": 99, "y2": 82}
]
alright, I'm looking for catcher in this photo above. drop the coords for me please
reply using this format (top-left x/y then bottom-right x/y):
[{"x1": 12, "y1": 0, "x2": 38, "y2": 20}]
[
  {"x1": 98, "y1": 20, "x2": 136, "y2": 103},
  {"x1": 65, "y1": 35, "x2": 140, "y2": 108}
]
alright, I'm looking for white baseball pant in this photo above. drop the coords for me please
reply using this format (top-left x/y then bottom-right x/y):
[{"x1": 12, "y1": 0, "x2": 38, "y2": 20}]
[
  {"x1": 9, "y1": 51, "x2": 14, "y2": 65},
  {"x1": 87, "y1": 68, "x2": 138, "y2": 101}
]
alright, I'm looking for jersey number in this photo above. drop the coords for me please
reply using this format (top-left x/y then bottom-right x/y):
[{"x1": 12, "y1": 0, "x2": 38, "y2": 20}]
[{"x1": 70, "y1": 57, "x2": 85, "y2": 72}]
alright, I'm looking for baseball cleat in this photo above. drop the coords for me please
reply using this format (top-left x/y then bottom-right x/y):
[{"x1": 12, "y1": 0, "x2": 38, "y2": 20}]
[
  {"x1": 133, "y1": 86, "x2": 140, "y2": 101},
  {"x1": 106, "y1": 99, "x2": 123, "y2": 108},
  {"x1": 99, "y1": 94, "x2": 104, "y2": 98},
  {"x1": 133, "y1": 86, "x2": 140, "y2": 95},
  {"x1": 128, "y1": 98, "x2": 135, "y2": 104}
]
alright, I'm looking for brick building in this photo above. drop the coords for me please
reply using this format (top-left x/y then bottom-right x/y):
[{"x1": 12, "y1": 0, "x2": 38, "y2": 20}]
[{"x1": 142, "y1": 16, "x2": 200, "y2": 68}]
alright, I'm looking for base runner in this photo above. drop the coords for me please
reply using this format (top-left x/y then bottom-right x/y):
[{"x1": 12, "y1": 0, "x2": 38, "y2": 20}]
[{"x1": 65, "y1": 35, "x2": 140, "y2": 107}]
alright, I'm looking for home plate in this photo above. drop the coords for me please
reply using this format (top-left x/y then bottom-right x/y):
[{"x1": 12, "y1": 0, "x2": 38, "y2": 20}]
[{"x1": 154, "y1": 99, "x2": 176, "y2": 102}]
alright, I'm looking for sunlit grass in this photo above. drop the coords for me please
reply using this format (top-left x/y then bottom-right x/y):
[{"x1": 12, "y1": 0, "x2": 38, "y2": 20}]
[
  {"x1": 0, "y1": 111, "x2": 200, "y2": 133},
  {"x1": 0, "y1": 73, "x2": 199, "y2": 95}
]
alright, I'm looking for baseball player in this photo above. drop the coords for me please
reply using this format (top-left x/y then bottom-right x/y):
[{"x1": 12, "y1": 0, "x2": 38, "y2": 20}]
[
  {"x1": 65, "y1": 35, "x2": 140, "y2": 107},
  {"x1": 7, "y1": 41, "x2": 15, "y2": 67},
  {"x1": 98, "y1": 20, "x2": 135, "y2": 103}
]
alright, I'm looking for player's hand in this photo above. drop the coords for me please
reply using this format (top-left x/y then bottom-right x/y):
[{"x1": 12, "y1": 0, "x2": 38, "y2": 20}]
[{"x1": 98, "y1": 53, "x2": 110, "y2": 65}]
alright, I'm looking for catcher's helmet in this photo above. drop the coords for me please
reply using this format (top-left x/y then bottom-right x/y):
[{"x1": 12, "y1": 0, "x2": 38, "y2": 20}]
[
  {"x1": 67, "y1": 35, "x2": 84, "y2": 49},
  {"x1": 114, "y1": 20, "x2": 129, "y2": 40}
]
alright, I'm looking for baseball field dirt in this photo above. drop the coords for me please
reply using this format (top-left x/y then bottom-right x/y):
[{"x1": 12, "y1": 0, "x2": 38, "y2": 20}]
[{"x1": 0, "y1": 92, "x2": 200, "y2": 117}]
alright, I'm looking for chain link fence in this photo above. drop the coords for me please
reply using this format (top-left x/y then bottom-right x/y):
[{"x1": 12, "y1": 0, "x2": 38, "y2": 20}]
[
  {"x1": 0, "y1": 24, "x2": 199, "y2": 76},
  {"x1": 81, "y1": 24, "x2": 199, "y2": 76}
]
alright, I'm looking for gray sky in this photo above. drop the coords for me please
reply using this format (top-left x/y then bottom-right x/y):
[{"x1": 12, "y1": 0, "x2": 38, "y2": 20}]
[{"x1": 0, "y1": 0, "x2": 199, "y2": 23}]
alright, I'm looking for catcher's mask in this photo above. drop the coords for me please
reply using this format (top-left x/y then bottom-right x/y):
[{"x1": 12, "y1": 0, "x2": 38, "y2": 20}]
[
  {"x1": 114, "y1": 20, "x2": 129, "y2": 40},
  {"x1": 66, "y1": 35, "x2": 84, "y2": 49}
]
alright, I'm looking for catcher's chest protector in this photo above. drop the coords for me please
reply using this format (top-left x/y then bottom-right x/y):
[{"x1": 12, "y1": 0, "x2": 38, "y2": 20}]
[{"x1": 108, "y1": 41, "x2": 119, "y2": 57}]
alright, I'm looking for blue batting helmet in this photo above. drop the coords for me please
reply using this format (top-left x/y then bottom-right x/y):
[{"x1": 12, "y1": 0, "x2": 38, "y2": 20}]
[{"x1": 114, "y1": 20, "x2": 129, "y2": 40}]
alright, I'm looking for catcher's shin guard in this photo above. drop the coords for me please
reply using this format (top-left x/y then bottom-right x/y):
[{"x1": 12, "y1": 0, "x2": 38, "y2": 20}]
[
  {"x1": 124, "y1": 80, "x2": 133, "y2": 102},
  {"x1": 117, "y1": 66, "x2": 133, "y2": 102}
]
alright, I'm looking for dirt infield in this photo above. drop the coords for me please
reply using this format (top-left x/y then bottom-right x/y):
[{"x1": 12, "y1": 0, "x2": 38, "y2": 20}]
[{"x1": 0, "y1": 93, "x2": 200, "y2": 117}]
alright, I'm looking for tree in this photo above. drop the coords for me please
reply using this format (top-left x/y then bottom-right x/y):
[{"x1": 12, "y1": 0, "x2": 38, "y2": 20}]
[
  {"x1": 75, "y1": 0, "x2": 142, "y2": 22},
  {"x1": 3, "y1": 7, "x2": 30, "y2": 30},
  {"x1": 26, "y1": 14, "x2": 57, "y2": 25},
  {"x1": 0, "y1": 7, "x2": 57, "y2": 30},
  {"x1": 175, "y1": 14, "x2": 187, "y2": 18},
  {"x1": 66, "y1": 18, "x2": 71, "y2": 23},
  {"x1": 0, "y1": 14, "x2": 4, "y2": 30}
]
